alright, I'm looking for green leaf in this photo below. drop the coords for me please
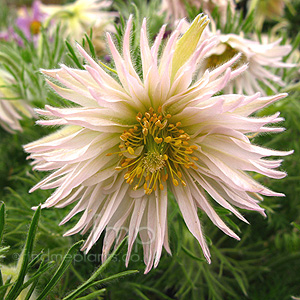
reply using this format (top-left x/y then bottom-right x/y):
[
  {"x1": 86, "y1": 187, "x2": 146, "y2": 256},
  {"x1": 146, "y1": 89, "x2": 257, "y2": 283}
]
[
  {"x1": 5, "y1": 206, "x2": 41, "y2": 300},
  {"x1": 75, "y1": 288, "x2": 106, "y2": 300},
  {"x1": 0, "y1": 202, "x2": 5, "y2": 244},
  {"x1": 181, "y1": 245, "x2": 205, "y2": 262},
  {"x1": 84, "y1": 34, "x2": 96, "y2": 60},
  {"x1": 65, "y1": 41, "x2": 84, "y2": 70},
  {"x1": 291, "y1": 222, "x2": 300, "y2": 231},
  {"x1": 35, "y1": 240, "x2": 83, "y2": 300},
  {"x1": 63, "y1": 238, "x2": 136, "y2": 300},
  {"x1": 69, "y1": 270, "x2": 138, "y2": 299}
]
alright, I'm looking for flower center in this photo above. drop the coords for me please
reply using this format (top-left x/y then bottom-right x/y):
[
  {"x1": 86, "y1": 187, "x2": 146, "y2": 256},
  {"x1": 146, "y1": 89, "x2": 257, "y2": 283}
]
[
  {"x1": 108, "y1": 106, "x2": 199, "y2": 194},
  {"x1": 30, "y1": 20, "x2": 41, "y2": 35},
  {"x1": 205, "y1": 44, "x2": 247, "y2": 70}
]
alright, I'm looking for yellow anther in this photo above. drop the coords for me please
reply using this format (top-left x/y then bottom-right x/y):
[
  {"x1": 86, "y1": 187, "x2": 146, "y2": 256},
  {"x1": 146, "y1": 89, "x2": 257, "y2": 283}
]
[
  {"x1": 190, "y1": 145, "x2": 198, "y2": 150},
  {"x1": 176, "y1": 122, "x2": 181, "y2": 127},
  {"x1": 163, "y1": 154, "x2": 168, "y2": 160},
  {"x1": 124, "y1": 173, "x2": 130, "y2": 179},
  {"x1": 142, "y1": 128, "x2": 148, "y2": 136},
  {"x1": 179, "y1": 134, "x2": 186, "y2": 139},
  {"x1": 163, "y1": 174, "x2": 169, "y2": 181},
  {"x1": 164, "y1": 136, "x2": 172, "y2": 143},
  {"x1": 174, "y1": 140, "x2": 182, "y2": 146},
  {"x1": 136, "y1": 116, "x2": 142, "y2": 122},
  {"x1": 155, "y1": 120, "x2": 161, "y2": 127},
  {"x1": 145, "y1": 112, "x2": 151, "y2": 119},
  {"x1": 106, "y1": 153, "x2": 112, "y2": 156},
  {"x1": 127, "y1": 147, "x2": 135, "y2": 155},
  {"x1": 120, "y1": 135, "x2": 127, "y2": 141},
  {"x1": 177, "y1": 171, "x2": 182, "y2": 178},
  {"x1": 149, "y1": 107, "x2": 154, "y2": 114},
  {"x1": 158, "y1": 106, "x2": 162, "y2": 113},
  {"x1": 173, "y1": 179, "x2": 179, "y2": 186},
  {"x1": 166, "y1": 114, "x2": 171, "y2": 119},
  {"x1": 159, "y1": 184, "x2": 164, "y2": 190},
  {"x1": 133, "y1": 185, "x2": 139, "y2": 190},
  {"x1": 119, "y1": 144, "x2": 124, "y2": 148},
  {"x1": 144, "y1": 182, "x2": 147, "y2": 190},
  {"x1": 115, "y1": 166, "x2": 122, "y2": 171},
  {"x1": 183, "y1": 141, "x2": 189, "y2": 146},
  {"x1": 192, "y1": 156, "x2": 199, "y2": 161},
  {"x1": 182, "y1": 180, "x2": 187, "y2": 187},
  {"x1": 144, "y1": 120, "x2": 149, "y2": 128},
  {"x1": 154, "y1": 137, "x2": 163, "y2": 144},
  {"x1": 121, "y1": 162, "x2": 129, "y2": 167},
  {"x1": 184, "y1": 149, "x2": 193, "y2": 154}
]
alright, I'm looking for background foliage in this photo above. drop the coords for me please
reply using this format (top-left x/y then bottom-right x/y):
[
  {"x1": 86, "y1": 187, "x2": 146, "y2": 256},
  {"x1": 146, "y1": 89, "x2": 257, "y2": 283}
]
[{"x1": 0, "y1": 0, "x2": 300, "y2": 299}]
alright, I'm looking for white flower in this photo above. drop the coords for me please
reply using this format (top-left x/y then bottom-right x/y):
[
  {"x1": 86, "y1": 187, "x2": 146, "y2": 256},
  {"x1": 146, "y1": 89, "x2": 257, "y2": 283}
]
[
  {"x1": 0, "y1": 70, "x2": 34, "y2": 133},
  {"x1": 199, "y1": 29, "x2": 294, "y2": 95},
  {"x1": 41, "y1": 0, "x2": 117, "y2": 42},
  {"x1": 24, "y1": 15, "x2": 292, "y2": 272},
  {"x1": 162, "y1": 0, "x2": 235, "y2": 23}
]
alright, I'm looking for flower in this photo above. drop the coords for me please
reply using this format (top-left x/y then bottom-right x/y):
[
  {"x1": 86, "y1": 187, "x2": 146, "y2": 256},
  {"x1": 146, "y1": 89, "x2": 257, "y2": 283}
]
[
  {"x1": 248, "y1": 0, "x2": 289, "y2": 30},
  {"x1": 199, "y1": 29, "x2": 294, "y2": 95},
  {"x1": 16, "y1": 0, "x2": 45, "y2": 41},
  {"x1": 40, "y1": 0, "x2": 117, "y2": 42},
  {"x1": 162, "y1": 0, "x2": 235, "y2": 23},
  {"x1": 24, "y1": 15, "x2": 292, "y2": 272},
  {"x1": 0, "y1": 1, "x2": 45, "y2": 46},
  {"x1": 0, "y1": 69, "x2": 34, "y2": 132}
]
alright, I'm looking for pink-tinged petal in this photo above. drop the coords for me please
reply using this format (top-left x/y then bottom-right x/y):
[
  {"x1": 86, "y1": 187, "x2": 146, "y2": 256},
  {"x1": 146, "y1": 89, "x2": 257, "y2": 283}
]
[
  {"x1": 172, "y1": 184, "x2": 211, "y2": 263},
  {"x1": 126, "y1": 197, "x2": 147, "y2": 266},
  {"x1": 154, "y1": 183, "x2": 168, "y2": 268},
  {"x1": 185, "y1": 172, "x2": 240, "y2": 240}
]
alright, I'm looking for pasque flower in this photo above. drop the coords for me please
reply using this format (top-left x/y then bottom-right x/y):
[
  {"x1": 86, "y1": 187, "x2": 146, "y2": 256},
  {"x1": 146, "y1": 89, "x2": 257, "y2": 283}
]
[
  {"x1": 40, "y1": 0, "x2": 117, "y2": 42},
  {"x1": 199, "y1": 27, "x2": 294, "y2": 95},
  {"x1": 24, "y1": 15, "x2": 292, "y2": 272},
  {"x1": 0, "y1": 69, "x2": 34, "y2": 132},
  {"x1": 162, "y1": 0, "x2": 235, "y2": 24},
  {"x1": 16, "y1": 0, "x2": 45, "y2": 41},
  {"x1": 0, "y1": 1, "x2": 45, "y2": 46}
]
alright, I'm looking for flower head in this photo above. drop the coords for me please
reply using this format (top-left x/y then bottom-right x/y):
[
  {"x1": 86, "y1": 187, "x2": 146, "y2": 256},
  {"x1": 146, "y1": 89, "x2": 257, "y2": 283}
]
[
  {"x1": 40, "y1": 0, "x2": 117, "y2": 42},
  {"x1": 0, "y1": 69, "x2": 34, "y2": 132},
  {"x1": 248, "y1": 0, "x2": 288, "y2": 29},
  {"x1": 24, "y1": 15, "x2": 292, "y2": 272},
  {"x1": 162, "y1": 0, "x2": 235, "y2": 24},
  {"x1": 0, "y1": 1, "x2": 45, "y2": 46},
  {"x1": 16, "y1": 0, "x2": 45, "y2": 41},
  {"x1": 200, "y1": 29, "x2": 294, "y2": 95}
]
